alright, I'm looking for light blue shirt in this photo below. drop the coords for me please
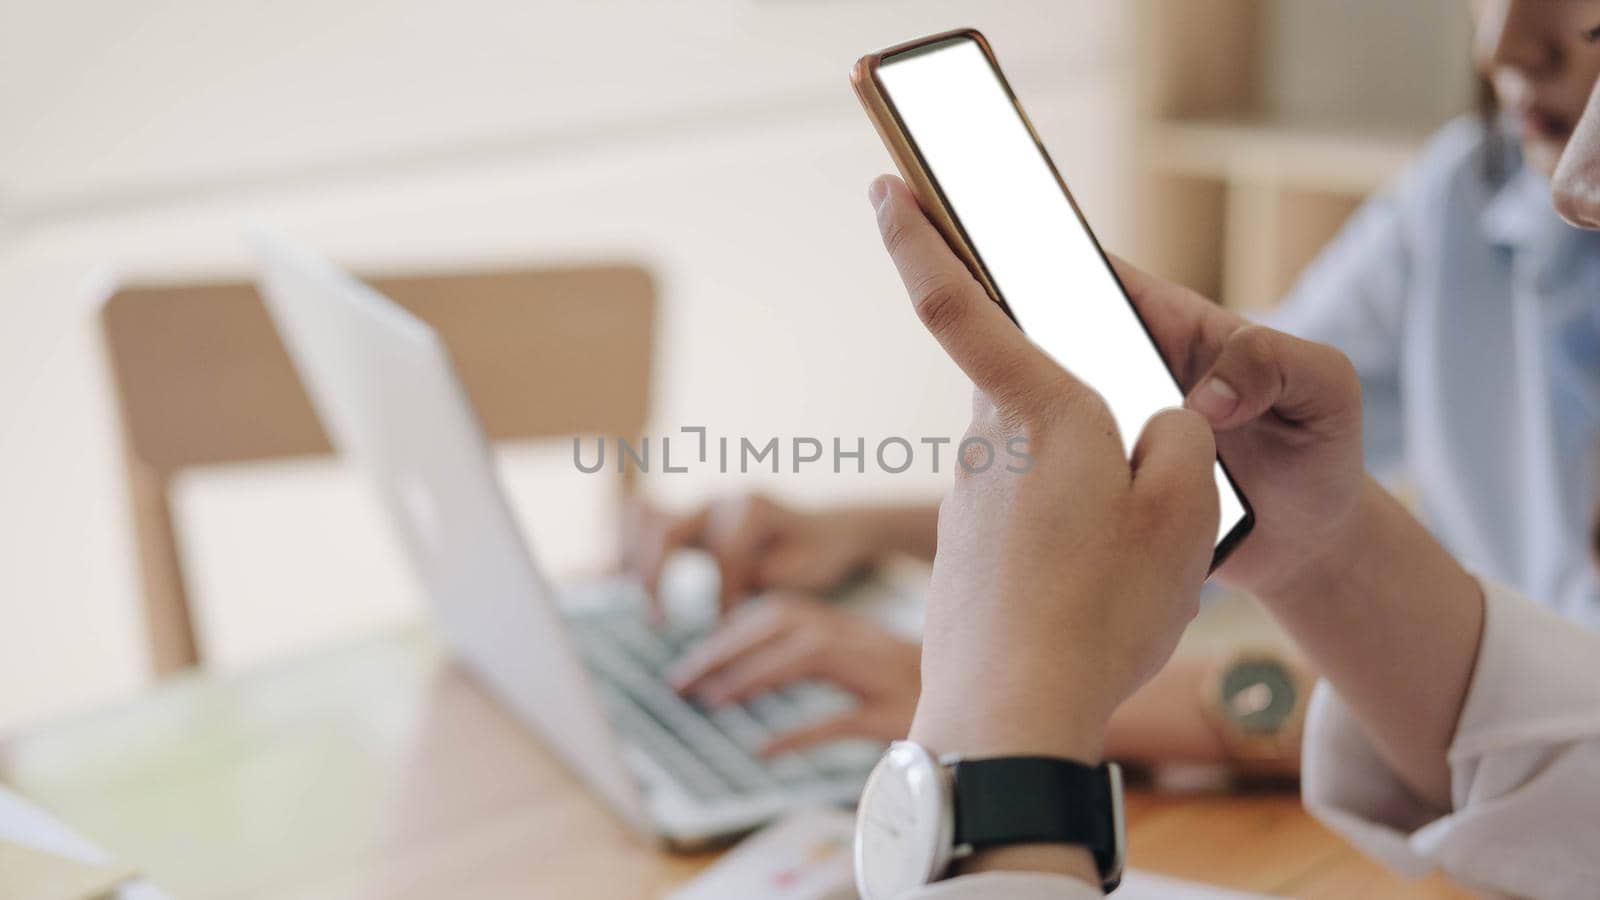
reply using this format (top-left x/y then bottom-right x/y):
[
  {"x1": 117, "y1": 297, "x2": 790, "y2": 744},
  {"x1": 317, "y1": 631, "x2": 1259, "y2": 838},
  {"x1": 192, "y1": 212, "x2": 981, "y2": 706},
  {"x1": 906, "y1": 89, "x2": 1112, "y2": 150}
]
[{"x1": 1271, "y1": 118, "x2": 1600, "y2": 628}]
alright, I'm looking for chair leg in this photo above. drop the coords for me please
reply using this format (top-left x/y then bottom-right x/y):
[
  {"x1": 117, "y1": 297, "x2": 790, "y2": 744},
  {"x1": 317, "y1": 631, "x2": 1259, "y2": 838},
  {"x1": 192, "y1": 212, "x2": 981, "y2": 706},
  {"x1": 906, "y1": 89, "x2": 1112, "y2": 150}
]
[{"x1": 127, "y1": 460, "x2": 200, "y2": 675}]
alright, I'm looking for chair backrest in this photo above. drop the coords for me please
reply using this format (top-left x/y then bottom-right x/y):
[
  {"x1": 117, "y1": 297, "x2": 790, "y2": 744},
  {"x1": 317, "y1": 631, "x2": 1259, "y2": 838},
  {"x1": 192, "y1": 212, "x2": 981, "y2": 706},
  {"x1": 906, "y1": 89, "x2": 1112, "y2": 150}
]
[{"x1": 100, "y1": 264, "x2": 656, "y2": 676}]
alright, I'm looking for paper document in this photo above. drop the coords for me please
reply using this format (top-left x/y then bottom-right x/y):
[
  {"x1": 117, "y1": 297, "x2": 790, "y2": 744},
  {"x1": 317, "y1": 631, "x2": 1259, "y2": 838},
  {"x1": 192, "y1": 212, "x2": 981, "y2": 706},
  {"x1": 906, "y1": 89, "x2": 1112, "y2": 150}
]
[
  {"x1": 0, "y1": 785, "x2": 171, "y2": 900},
  {"x1": 0, "y1": 840, "x2": 137, "y2": 900},
  {"x1": 666, "y1": 807, "x2": 856, "y2": 900}
]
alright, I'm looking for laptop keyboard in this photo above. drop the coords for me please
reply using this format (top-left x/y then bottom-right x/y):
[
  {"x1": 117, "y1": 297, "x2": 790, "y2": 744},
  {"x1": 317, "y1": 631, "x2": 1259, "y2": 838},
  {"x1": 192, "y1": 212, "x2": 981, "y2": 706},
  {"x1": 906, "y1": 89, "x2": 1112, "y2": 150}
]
[{"x1": 566, "y1": 610, "x2": 881, "y2": 802}]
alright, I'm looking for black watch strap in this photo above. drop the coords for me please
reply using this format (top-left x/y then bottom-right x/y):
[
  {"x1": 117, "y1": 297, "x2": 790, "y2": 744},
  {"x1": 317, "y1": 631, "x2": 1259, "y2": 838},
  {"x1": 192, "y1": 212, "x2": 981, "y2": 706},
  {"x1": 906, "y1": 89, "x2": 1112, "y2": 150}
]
[{"x1": 951, "y1": 757, "x2": 1119, "y2": 882}]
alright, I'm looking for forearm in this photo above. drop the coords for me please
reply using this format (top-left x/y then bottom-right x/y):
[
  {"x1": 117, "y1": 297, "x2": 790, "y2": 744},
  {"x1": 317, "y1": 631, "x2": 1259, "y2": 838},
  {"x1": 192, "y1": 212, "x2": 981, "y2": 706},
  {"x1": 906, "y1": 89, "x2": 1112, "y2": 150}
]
[
  {"x1": 1253, "y1": 477, "x2": 1483, "y2": 808},
  {"x1": 953, "y1": 845, "x2": 1099, "y2": 887},
  {"x1": 1104, "y1": 654, "x2": 1309, "y2": 773},
  {"x1": 910, "y1": 676, "x2": 1106, "y2": 892},
  {"x1": 861, "y1": 503, "x2": 941, "y2": 562},
  {"x1": 1103, "y1": 658, "x2": 1228, "y2": 765}
]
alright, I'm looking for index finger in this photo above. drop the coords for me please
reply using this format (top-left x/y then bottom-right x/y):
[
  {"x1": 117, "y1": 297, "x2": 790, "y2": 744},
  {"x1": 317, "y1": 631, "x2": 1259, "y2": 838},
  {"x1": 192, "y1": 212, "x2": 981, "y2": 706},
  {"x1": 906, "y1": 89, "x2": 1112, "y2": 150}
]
[
  {"x1": 621, "y1": 500, "x2": 708, "y2": 625},
  {"x1": 704, "y1": 496, "x2": 775, "y2": 615},
  {"x1": 869, "y1": 175, "x2": 1067, "y2": 407}
]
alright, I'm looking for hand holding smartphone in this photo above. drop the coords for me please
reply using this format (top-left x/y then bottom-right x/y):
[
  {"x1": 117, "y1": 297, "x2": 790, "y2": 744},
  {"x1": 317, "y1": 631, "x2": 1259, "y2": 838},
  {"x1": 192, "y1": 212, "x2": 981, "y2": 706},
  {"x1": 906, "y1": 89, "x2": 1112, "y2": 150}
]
[{"x1": 851, "y1": 29, "x2": 1253, "y2": 567}]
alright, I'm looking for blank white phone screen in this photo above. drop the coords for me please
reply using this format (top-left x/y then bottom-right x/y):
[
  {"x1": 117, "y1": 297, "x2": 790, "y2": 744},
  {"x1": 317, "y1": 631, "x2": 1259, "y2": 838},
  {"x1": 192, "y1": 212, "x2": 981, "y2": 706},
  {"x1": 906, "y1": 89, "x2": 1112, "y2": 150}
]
[{"x1": 877, "y1": 37, "x2": 1247, "y2": 549}]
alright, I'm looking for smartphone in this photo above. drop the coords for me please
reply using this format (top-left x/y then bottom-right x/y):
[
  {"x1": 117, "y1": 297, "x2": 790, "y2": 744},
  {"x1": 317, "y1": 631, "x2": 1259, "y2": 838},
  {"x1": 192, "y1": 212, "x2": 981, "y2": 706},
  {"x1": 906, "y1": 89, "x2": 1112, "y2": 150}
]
[{"x1": 852, "y1": 29, "x2": 1253, "y2": 568}]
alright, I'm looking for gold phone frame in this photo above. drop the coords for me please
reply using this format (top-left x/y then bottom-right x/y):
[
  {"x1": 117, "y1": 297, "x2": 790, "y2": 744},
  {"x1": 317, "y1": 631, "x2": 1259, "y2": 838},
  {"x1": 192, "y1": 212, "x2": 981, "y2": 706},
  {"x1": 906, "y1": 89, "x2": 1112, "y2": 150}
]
[
  {"x1": 851, "y1": 28, "x2": 1007, "y2": 310},
  {"x1": 851, "y1": 28, "x2": 1256, "y2": 570}
]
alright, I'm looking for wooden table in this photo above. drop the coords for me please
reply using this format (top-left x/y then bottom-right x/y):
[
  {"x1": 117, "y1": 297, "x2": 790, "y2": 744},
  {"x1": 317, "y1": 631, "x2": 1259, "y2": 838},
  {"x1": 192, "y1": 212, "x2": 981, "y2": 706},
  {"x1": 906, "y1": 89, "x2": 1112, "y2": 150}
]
[{"x1": 0, "y1": 629, "x2": 1469, "y2": 899}]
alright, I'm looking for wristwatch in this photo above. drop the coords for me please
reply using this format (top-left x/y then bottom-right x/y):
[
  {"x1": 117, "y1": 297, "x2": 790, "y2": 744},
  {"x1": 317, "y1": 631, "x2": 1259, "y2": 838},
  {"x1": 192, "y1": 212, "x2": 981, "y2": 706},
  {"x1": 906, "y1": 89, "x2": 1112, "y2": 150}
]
[
  {"x1": 853, "y1": 741, "x2": 1126, "y2": 899},
  {"x1": 1201, "y1": 649, "x2": 1308, "y2": 766}
]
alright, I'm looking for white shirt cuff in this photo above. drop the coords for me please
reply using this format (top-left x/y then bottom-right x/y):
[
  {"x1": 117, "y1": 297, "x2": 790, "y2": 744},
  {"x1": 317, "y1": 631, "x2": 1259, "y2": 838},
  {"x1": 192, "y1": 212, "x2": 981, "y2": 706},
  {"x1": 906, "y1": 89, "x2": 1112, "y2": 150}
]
[{"x1": 1301, "y1": 577, "x2": 1600, "y2": 897}]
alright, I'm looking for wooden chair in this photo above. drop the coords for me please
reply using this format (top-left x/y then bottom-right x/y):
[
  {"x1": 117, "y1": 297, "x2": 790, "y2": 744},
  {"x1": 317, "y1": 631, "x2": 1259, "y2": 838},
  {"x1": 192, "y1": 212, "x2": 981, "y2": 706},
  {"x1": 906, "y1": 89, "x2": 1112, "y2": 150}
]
[{"x1": 99, "y1": 265, "x2": 655, "y2": 676}]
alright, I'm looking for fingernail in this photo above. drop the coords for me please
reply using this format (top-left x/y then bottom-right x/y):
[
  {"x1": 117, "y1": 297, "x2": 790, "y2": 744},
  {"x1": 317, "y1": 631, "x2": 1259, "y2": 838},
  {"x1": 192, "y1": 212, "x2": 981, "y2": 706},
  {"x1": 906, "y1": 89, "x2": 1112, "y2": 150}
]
[
  {"x1": 867, "y1": 177, "x2": 891, "y2": 211},
  {"x1": 1189, "y1": 376, "x2": 1239, "y2": 421}
]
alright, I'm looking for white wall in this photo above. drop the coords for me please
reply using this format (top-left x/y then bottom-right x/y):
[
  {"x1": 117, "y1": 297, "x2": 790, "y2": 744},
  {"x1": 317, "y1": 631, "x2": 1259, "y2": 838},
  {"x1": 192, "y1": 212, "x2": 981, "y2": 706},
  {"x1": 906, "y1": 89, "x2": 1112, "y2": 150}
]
[{"x1": 0, "y1": 1, "x2": 1134, "y2": 731}]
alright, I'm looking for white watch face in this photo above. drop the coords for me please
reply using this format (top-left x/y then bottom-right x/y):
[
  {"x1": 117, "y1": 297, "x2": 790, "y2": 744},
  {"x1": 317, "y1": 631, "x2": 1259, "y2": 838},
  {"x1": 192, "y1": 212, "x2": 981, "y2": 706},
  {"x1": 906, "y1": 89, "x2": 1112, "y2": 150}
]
[{"x1": 854, "y1": 742, "x2": 953, "y2": 900}]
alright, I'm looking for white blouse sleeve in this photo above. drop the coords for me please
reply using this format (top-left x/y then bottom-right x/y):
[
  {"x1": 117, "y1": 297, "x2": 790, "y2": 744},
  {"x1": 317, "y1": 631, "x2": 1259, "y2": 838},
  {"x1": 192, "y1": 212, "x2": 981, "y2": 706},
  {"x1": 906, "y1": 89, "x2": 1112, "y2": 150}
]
[
  {"x1": 900, "y1": 871, "x2": 1103, "y2": 899},
  {"x1": 1301, "y1": 578, "x2": 1600, "y2": 899}
]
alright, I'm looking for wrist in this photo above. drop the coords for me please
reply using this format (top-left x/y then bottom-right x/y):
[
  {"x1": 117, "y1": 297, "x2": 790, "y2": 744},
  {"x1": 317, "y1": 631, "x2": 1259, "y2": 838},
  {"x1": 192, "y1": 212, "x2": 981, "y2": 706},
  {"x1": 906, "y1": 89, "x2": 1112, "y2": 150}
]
[
  {"x1": 899, "y1": 721, "x2": 1110, "y2": 891},
  {"x1": 954, "y1": 845, "x2": 1100, "y2": 886},
  {"x1": 1250, "y1": 477, "x2": 1386, "y2": 608},
  {"x1": 909, "y1": 687, "x2": 1107, "y2": 765}
]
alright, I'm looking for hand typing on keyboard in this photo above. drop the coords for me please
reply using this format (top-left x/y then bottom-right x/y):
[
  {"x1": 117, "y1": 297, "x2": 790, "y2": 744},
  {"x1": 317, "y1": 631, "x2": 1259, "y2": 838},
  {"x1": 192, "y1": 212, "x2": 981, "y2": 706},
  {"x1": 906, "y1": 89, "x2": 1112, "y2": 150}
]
[
  {"x1": 620, "y1": 494, "x2": 940, "y2": 622},
  {"x1": 622, "y1": 495, "x2": 893, "y2": 621},
  {"x1": 571, "y1": 605, "x2": 885, "y2": 799},
  {"x1": 666, "y1": 593, "x2": 920, "y2": 755}
]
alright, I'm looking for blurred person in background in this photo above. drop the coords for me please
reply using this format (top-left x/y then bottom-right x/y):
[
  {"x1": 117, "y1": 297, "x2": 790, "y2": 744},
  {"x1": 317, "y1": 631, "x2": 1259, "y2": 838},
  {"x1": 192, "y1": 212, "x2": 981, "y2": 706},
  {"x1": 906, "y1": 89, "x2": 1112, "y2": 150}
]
[
  {"x1": 860, "y1": 117, "x2": 1600, "y2": 893},
  {"x1": 622, "y1": 0, "x2": 1600, "y2": 775}
]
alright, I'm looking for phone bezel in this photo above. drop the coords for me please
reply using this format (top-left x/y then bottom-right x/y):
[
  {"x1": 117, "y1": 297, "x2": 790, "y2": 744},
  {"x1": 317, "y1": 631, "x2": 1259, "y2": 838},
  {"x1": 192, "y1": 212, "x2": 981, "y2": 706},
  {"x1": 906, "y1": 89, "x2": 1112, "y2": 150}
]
[{"x1": 852, "y1": 28, "x2": 1255, "y2": 572}]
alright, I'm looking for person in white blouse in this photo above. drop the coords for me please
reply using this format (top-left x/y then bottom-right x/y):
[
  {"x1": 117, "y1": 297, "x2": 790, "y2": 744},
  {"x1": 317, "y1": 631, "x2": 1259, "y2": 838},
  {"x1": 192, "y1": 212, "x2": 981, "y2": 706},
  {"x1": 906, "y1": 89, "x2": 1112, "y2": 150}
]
[
  {"x1": 643, "y1": 2, "x2": 1600, "y2": 781},
  {"x1": 846, "y1": 59, "x2": 1600, "y2": 898}
]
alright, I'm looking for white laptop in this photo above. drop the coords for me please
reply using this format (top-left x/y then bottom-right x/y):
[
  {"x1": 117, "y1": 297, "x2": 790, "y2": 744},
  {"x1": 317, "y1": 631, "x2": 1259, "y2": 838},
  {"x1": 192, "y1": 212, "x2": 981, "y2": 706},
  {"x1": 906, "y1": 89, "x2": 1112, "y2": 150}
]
[{"x1": 250, "y1": 232, "x2": 881, "y2": 848}]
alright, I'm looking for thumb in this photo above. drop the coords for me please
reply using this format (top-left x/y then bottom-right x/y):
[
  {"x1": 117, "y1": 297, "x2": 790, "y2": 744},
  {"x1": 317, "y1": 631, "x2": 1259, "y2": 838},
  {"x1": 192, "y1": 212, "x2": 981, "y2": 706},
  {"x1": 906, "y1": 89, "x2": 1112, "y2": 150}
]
[
  {"x1": 1130, "y1": 407, "x2": 1219, "y2": 545},
  {"x1": 1184, "y1": 325, "x2": 1361, "y2": 432}
]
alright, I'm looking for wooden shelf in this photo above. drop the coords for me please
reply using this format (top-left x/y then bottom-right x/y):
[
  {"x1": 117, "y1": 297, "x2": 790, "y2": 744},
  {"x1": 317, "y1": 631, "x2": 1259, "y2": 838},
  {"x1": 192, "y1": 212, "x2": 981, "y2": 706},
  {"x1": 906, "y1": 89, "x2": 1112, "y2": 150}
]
[
  {"x1": 1128, "y1": 0, "x2": 1471, "y2": 309},
  {"x1": 1144, "y1": 117, "x2": 1432, "y2": 195}
]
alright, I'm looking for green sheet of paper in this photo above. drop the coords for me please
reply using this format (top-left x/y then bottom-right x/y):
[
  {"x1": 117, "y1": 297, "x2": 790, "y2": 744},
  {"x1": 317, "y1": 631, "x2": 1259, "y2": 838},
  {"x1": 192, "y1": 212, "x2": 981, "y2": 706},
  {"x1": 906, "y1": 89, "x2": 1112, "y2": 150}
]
[{"x1": 0, "y1": 840, "x2": 137, "y2": 900}]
